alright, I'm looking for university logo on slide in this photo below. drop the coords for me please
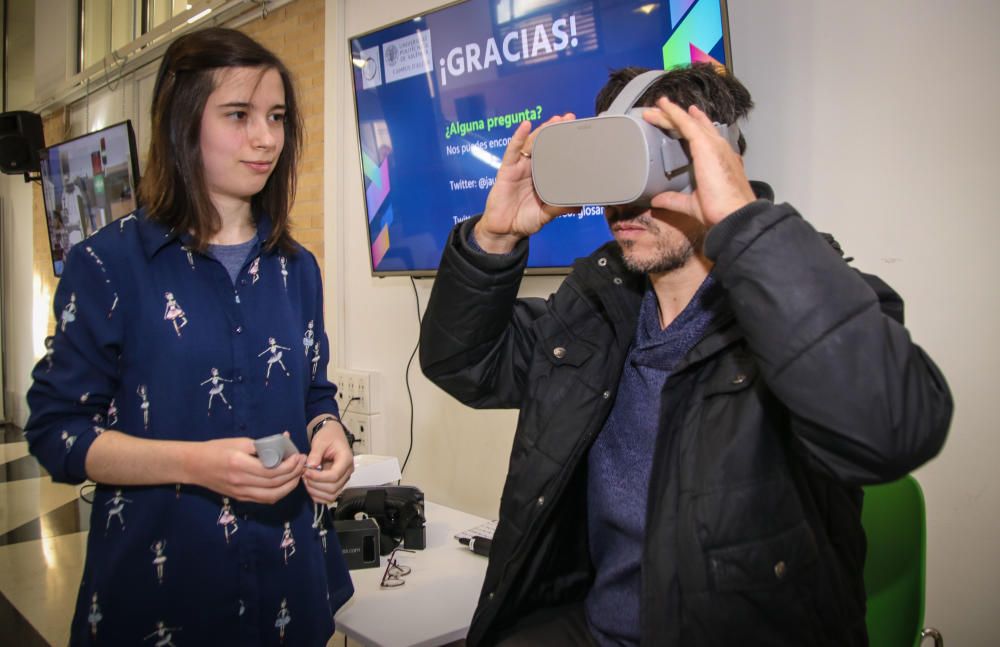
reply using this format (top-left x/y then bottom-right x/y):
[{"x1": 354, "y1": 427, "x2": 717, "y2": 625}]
[{"x1": 360, "y1": 46, "x2": 382, "y2": 89}]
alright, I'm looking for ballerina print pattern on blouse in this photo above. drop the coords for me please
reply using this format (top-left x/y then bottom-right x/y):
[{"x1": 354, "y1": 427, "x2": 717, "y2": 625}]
[
  {"x1": 303, "y1": 320, "x2": 314, "y2": 358},
  {"x1": 200, "y1": 368, "x2": 233, "y2": 414},
  {"x1": 217, "y1": 497, "x2": 239, "y2": 543},
  {"x1": 61, "y1": 293, "x2": 77, "y2": 332},
  {"x1": 83, "y1": 245, "x2": 120, "y2": 319},
  {"x1": 280, "y1": 521, "x2": 296, "y2": 564},
  {"x1": 43, "y1": 337, "x2": 55, "y2": 370},
  {"x1": 249, "y1": 256, "x2": 261, "y2": 284},
  {"x1": 259, "y1": 337, "x2": 292, "y2": 385},
  {"x1": 311, "y1": 341, "x2": 322, "y2": 382},
  {"x1": 106, "y1": 398, "x2": 118, "y2": 427},
  {"x1": 88, "y1": 592, "x2": 102, "y2": 638},
  {"x1": 144, "y1": 621, "x2": 181, "y2": 646},
  {"x1": 180, "y1": 245, "x2": 196, "y2": 270},
  {"x1": 275, "y1": 598, "x2": 291, "y2": 644},
  {"x1": 118, "y1": 213, "x2": 136, "y2": 231},
  {"x1": 163, "y1": 292, "x2": 188, "y2": 337},
  {"x1": 24, "y1": 211, "x2": 352, "y2": 643},
  {"x1": 151, "y1": 539, "x2": 168, "y2": 584},
  {"x1": 105, "y1": 489, "x2": 132, "y2": 532},
  {"x1": 137, "y1": 384, "x2": 150, "y2": 430}
]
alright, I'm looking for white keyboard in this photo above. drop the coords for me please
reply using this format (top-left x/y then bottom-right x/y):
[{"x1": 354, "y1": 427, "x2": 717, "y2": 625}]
[{"x1": 454, "y1": 519, "x2": 497, "y2": 542}]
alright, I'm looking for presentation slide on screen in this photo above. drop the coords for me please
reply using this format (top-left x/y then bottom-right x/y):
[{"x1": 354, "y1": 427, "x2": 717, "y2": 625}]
[
  {"x1": 40, "y1": 123, "x2": 138, "y2": 276},
  {"x1": 351, "y1": 0, "x2": 728, "y2": 274}
]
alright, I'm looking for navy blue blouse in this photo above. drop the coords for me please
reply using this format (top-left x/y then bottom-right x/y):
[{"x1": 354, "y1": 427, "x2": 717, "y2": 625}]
[{"x1": 26, "y1": 211, "x2": 353, "y2": 646}]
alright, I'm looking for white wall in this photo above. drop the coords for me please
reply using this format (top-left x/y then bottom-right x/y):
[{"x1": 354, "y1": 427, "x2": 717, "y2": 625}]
[
  {"x1": 728, "y1": 2, "x2": 999, "y2": 643},
  {"x1": 33, "y1": 0, "x2": 77, "y2": 103},
  {"x1": 328, "y1": 0, "x2": 1000, "y2": 643},
  {"x1": 328, "y1": 0, "x2": 564, "y2": 521},
  {"x1": 0, "y1": 175, "x2": 44, "y2": 426}
]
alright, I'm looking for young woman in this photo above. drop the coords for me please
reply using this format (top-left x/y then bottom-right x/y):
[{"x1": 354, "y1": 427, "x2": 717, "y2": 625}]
[{"x1": 26, "y1": 28, "x2": 353, "y2": 645}]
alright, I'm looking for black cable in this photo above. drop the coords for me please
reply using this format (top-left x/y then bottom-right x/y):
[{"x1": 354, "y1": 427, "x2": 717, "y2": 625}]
[
  {"x1": 339, "y1": 396, "x2": 361, "y2": 449},
  {"x1": 79, "y1": 482, "x2": 97, "y2": 504},
  {"x1": 401, "y1": 277, "x2": 423, "y2": 474},
  {"x1": 340, "y1": 395, "x2": 360, "y2": 418}
]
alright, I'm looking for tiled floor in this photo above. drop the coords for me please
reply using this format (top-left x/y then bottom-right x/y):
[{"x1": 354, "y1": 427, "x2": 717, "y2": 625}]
[
  {"x1": 0, "y1": 423, "x2": 361, "y2": 646},
  {"x1": 0, "y1": 423, "x2": 86, "y2": 646}
]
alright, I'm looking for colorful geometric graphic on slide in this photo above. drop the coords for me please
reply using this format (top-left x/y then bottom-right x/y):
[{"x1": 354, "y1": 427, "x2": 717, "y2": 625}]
[
  {"x1": 362, "y1": 149, "x2": 392, "y2": 268},
  {"x1": 663, "y1": 0, "x2": 724, "y2": 70}
]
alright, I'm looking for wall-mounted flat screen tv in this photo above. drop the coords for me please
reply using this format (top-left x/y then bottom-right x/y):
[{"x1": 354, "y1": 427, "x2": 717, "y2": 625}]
[
  {"x1": 349, "y1": 0, "x2": 731, "y2": 276},
  {"x1": 39, "y1": 120, "x2": 140, "y2": 276}
]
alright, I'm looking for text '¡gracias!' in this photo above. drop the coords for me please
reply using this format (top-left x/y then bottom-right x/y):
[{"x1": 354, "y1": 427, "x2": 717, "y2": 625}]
[{"x1": 438, "y1": 16, "x2": 579, "y2": 86}]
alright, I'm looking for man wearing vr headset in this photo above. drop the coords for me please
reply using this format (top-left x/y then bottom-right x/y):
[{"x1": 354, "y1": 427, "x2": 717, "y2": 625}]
[{"x1": 420, "y1": 64, "x2": 951, "y2": 646}]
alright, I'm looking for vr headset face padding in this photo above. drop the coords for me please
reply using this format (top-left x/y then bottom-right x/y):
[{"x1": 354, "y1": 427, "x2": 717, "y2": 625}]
[{"x1": 530, "y1": 70, "x2": 741, "y2": 207}]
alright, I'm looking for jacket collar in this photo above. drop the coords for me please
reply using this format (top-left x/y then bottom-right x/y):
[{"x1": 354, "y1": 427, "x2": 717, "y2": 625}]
[
  {"x1": 137, "y1": 208, "x2": 275, "y2": 259},
  {"x1": 573, "y1": 241, "x2": 746, "y2": 373},
  {"x1": 574, "y1": 182, "x2": 776, "y2": 368},
  {"x1": 570, "y1": 241, "x2": 646, "y2": 350},
  {"x1": 750, "y1": 180, "x2": 774, "y2": 202}
]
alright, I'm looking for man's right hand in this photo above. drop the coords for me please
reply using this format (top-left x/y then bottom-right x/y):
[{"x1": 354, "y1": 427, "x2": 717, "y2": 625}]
[
  {"x1": 474, "y1": 115, "x2": 578, "y2": 254},
  {"x1": 189, "y1": 436, "x2": 306, "y2": 504}
]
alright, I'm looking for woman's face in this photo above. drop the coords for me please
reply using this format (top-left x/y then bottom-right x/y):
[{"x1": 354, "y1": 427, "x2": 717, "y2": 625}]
[{"x1": 199, "y1": 66, "x2": 286, "y2": 209}]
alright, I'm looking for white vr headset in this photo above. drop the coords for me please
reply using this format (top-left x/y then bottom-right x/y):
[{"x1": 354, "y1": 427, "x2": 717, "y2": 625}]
[{"x1": 530, "y1": 69, "x2": 741, "y2": 207}]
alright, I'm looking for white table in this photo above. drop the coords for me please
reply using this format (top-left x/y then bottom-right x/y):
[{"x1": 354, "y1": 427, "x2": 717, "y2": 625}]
[{"x1": 334, "y1": 501, "x2": 490, "y2": 647}]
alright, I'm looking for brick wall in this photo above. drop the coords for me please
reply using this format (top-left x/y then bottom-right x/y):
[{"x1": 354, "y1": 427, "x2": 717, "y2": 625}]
[
  {"x1": 31, "y1": 0, "x2": 326, "y2": 333},
  {"x1": 240, "y1": 0, "x2": 326, "y2": 267}
]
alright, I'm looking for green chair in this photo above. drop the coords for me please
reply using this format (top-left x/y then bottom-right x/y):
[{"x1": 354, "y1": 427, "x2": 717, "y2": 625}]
[{"x1": 862, "y1": 475, "x2": 943, "y2": 647}]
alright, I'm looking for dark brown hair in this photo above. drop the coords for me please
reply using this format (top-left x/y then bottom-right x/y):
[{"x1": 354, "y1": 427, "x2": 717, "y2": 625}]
[
  {"x1": 595, "y1": 63, "x2": 754, "y2": 153},
  {"x1": 139, "y1": 27, "x2": 302, "y2": 252}
]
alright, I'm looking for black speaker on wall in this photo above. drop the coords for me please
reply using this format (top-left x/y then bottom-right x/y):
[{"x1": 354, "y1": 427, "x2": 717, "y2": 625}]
[{"x1": 0, "y1": 111, "x2": 45, "y2": 175}]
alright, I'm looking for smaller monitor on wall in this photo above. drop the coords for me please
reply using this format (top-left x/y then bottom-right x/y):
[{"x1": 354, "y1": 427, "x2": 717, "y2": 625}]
[{"x1": 39, "y1": 120, "x2": 141, "y2": 277}]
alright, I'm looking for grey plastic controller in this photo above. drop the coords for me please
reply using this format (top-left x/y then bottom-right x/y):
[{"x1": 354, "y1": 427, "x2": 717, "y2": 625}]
[{"x1": 254, "y1": 434, "x2": 300, "y2": 468}]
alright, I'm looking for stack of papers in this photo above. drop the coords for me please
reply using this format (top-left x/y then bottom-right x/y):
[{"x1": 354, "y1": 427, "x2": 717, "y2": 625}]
[{"x1": 344, "y1": 454, "x2": 402, "y2": 488}]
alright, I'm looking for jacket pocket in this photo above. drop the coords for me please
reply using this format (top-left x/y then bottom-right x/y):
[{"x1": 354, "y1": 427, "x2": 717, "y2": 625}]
[
  {"x1": 522, "y1": 332, "x2": 602, "y2": 445},
  {"x1": 701, "y1": 353, "x2": 758, "y2": 398},
  {"x1": 706, "y1": 521, "x2": 819, "y2": 593}
]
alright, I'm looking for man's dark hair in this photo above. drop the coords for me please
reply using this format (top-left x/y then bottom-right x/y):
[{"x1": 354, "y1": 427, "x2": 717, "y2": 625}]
[
  {"x1": 594, "y1": 63, "x2": 753, "y2": 153},
  {"x1": 139, "y1": 27, "x2": 302, "y2": 253}
]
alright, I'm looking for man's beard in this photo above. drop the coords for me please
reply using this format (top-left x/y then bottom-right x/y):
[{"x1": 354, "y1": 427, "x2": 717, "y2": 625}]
[{"x1": 612, "y1": 214, "x2": 699, "y2": 274}]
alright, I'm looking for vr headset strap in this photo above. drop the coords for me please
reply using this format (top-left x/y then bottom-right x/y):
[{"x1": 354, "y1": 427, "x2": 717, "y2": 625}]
[
  {"x1": 607, "y1": 69, "x2": 742, "y2": 150},
  {"x1": 604, "y1": 69, "x2": 669, "y2": 115}
]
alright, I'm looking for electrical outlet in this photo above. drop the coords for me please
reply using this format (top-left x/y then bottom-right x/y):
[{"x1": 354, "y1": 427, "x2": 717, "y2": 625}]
[
  {"x1": 331, "y1": 368, "x2": 378, "y2": 415},
  {"x1": 341, "y1": 412, "x2": 384, "y2": 456}
]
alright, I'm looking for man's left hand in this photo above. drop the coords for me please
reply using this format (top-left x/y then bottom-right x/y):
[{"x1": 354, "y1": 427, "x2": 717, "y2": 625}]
[
  {"x1": 642, "y1": 98, "x2": 756, "y2": 227},
  {"x1": 304, "y1": 421, "x2": 354, "y2": 504}
]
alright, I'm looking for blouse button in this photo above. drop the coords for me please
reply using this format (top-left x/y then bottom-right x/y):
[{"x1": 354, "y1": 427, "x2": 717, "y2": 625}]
[
  {"x1": 732, "y1": 373, "x2": 747, "y2": 385},
  {"x1": 552, "y1": 347, "x2": 567, "y2": 359},
  {"x1": 613, "y1": 277, "x2": 623, "y2": 285},
  {"x1": 597, "y1": 257, "x2": 608, "y2": 267}
]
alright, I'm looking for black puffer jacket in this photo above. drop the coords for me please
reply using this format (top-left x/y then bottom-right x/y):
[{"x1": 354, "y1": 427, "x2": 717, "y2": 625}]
[{"x1": 419, "y1": 197, "x2": 952, "y2": 646}]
